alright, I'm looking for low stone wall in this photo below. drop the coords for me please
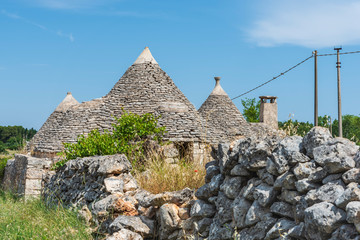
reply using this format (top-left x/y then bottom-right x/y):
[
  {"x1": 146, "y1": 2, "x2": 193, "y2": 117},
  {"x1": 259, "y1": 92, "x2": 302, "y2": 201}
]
[
  {"x1": 43, "y1": 154, "x2": 196, "y2": 240},
  {"x1": 2, "y1": 154, "x2": 52, "y2": 198},
  {"x1": 189, "y1": 127, "x2": 360, "y2": 240}
]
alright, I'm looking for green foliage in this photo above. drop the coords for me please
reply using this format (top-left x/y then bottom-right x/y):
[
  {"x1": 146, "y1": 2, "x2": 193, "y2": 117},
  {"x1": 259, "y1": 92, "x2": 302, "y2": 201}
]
[
  {"x1": 278, "y1": 118, "x2": 314, "y2": 137},
  {"x1": 0, "y1": 142, "x2": 7, "y2": 154},
  {"x1": 0, "y1": 156, "x2": 11, "y2": 180},
  {"x1": 332, "y1": 114, "x2": 360, "y2": 145},
  {"x1": 279, "y1": 114, "x2": 360, "y2": 145},
  {"x1": 57, "y1": 110, "x2": 166, "y2": 169},
  {"x1": 0, "y1": 126, "x2": 37, "y2": 151},
  {"x1": 0, "y1": 190, "x2": 92, "y2": 239},
  {"x1": 241, "y1": 98, "x2": 260, "y2": 122}
]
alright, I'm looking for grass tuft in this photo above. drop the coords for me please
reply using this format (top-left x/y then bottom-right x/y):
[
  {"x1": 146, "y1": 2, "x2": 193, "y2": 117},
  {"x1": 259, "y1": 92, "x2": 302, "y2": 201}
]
[{"x1": 0, "y1": 190, "x2": 92, "y2": 240}]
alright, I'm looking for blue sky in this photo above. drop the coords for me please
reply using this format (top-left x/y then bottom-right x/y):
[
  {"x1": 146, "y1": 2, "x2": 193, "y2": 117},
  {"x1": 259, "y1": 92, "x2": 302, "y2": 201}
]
[{"x1": 1, "y1": 0, "x2": 360, "y2": 130}]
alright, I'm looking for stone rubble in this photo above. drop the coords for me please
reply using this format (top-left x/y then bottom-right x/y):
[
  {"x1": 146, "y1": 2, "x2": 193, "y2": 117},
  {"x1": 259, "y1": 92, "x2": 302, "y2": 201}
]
[{"x1": 187, "y1": 127, "x2": 360, "y2": 240}]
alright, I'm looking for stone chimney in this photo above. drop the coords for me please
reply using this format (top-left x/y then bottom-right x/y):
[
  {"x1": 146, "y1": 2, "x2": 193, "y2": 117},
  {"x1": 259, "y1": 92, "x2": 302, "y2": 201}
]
[{"x1": 259, "y1": 96, "x2": 278, "y2": 129}]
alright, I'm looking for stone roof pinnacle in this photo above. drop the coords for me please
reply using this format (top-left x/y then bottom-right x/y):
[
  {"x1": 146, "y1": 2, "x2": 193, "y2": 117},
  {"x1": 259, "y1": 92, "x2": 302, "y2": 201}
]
[
  {"x1": 133, "y1": 47, "x2": 158, "y2": 65},
  {"x1": 55, "y1": 92, "x2": 79, "y2": 112},
  {"x1": 210, "y1": 76, "x2": 227, "y2": 96}
]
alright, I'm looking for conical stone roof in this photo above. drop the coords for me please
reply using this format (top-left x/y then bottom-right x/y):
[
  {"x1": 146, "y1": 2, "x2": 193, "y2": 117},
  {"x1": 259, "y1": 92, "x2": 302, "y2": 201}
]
[
  {"x1": 198, "y1": 77, "x2": 252, "y2": 145},
  {"x1": 29, "y1": 92, "x2": 82, "y2": 157},
  {"x1": 30, "y1": 47, "x2": 204, "y2": 157},
  {"x1": 104, "y1": 47, "x2": 203, "y2": 142}
]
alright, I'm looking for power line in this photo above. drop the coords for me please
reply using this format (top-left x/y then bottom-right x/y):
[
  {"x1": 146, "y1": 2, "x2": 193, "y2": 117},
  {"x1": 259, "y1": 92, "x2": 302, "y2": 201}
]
[
  {"x1": 231, "y1": 54, "x2": 314, "y2": 100},
  {"x1": 318, "y1": 50, "x2": 360, "y2": 57},
  {"x1": 231, "y1": 49, "x2": 360, "y2": 100}
]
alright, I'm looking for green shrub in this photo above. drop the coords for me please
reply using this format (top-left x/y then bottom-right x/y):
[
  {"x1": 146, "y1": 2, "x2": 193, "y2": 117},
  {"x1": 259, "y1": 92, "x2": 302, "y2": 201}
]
[
  {"x1": 0, "y1": 142, "x2": 7, "y2": 154},
  {"x1": 0, "y1": 157, "x2": 10, "y2": 181},
  {"x1": 0, "y1": 191, "x2": 92, "y2": 239},
  {"x1": 55, "y1": 110, "x2": 166, "y2": 169}
]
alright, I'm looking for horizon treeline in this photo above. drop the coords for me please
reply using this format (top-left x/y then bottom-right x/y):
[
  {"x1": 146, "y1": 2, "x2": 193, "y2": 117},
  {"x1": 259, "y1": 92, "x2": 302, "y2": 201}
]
[{"x1": 0, "y1": 126, "x2": 37, "y2": 153}]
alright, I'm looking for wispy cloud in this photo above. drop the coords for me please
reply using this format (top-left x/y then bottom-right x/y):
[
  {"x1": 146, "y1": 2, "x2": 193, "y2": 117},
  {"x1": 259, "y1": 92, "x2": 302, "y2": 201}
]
[
  {"x1": 1, "y1": 9, "x2": 74, "y2": 42},
  {"x1": 247, "y1": 0, "x2": 360, "y2": 48}
]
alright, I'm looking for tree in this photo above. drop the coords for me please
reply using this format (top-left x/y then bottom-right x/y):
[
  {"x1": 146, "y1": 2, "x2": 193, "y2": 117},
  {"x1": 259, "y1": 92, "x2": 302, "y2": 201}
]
[
  {"x1": 332, "y1": 115, "x2": 360, "y2": 145},
  {"x1": 241, "y1": 98, "x2": 260, "y2": 122}
]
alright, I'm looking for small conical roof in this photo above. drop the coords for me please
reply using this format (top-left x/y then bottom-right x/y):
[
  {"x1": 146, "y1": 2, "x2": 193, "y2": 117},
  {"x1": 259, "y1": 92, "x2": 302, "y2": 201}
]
[
  {"x1": 133, "y1": 47, "x2": 158, "y2": 65},
  {"x1": 54, "y1": 92, "x2": 79, "y2": 112},
  {"x1": 199, "y1": 77, "x2": 251, "y2": 145}
]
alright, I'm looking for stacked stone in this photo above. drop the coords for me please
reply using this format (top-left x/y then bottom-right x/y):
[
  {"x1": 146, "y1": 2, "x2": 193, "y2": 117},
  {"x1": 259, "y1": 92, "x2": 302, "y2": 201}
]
[
  {"x1": 2, "y1": 154, "x2": 52, "y2": 198},
  {"x1": 43, "y1": 154, "x2": 196, "y2": 240},
  {"x1": 189, "y1": 127, "x2": 360, "y2": 240},
  {"x1": 30, "y1": 48, "x2": 204, "y2": 157}
]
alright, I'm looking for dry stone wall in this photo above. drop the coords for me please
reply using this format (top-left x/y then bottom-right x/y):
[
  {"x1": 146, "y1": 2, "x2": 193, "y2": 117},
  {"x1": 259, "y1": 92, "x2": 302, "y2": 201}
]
[
  {"x1": 43, "y1": 154, "x2": 196, "y2": 240},
  {"x1": 2, "y1": 154, "x2": 52, "y2": 198},
  {"x1": 189, "y1": 127, "x2": 360, "y2": 240}
]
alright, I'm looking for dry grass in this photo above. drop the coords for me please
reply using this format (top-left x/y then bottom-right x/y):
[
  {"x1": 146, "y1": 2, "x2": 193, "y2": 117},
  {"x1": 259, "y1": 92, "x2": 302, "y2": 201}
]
[{"x1": 135, "y1": 157, "x2": 206, "y2": 194}]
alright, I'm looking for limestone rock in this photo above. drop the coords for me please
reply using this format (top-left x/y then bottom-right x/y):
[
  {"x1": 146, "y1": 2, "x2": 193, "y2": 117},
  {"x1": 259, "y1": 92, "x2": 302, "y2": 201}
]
[
  {"x1": 97, "y1": 154, "x2": 132, "y2": 175},
  {"x1": 274, "y1": 171, "x2": 296, "y2": 190},
  {"x1": 230, "y1": 164, "x2": 251, "y2": 176},
  {"x1": 322, "y1": 173, "x2": 342, "y2": 184},
  {"x1": 266, "y1": 157, "x2": 279, "y2": 176},
  {"x1": 308, "y1": 167, "x2": 328, "y2": 182},
  {"x1": 265, "y1": 218, "x2": 296, "y2": 240},
  {"x1": 240, "y1": 178, "x2": 262, "y2": 201},
  {"x1": 329, "y1": 224, "x2": 360, "y2": 240},
  {"x1": 208, "y1": 218, "x2": 233, "y2": 240},
  {"x1": 205, "y1": 165, "x2": 220, "y2": 183},
  {"x1": 335, "y1": 183, "x2": 360, "y2": 209},
  {"x1": 293, "y1": 161, "x2": 317, "y2": 180},
  {"x1": 346, "y1": 201, "x2": 360, "y2": 224},
  {"x1": 253, "y1": 183, "x2": 277, "y2": 207},
  {"x1": 313, "y1": 138, "x2": 358, "y2": 173},
  {"x1": 109, "y1": 215, "x2": 154, "y2": 237},
  {"x1": 343, "y1": 168, "x2": 360, "y2": 184},
  {"x1": 190, "y1": 200, "x2": 216, "y2": 218},
  {"x1": 245, "y1": 200, "x2": 270, "y2": 226},
  {"x1": 279, "y1": 189, "x2": 301, "y2": 205},
  {"x1": 232, "y1": 196, "x2": 252, "y2": 229},
  {"x1": 106, "y1": 229, "x2": 143, "y2": 240},
  {"x1": 288, "y1": 222, "x2": 305, "y2": 239},
  {"x1": 304, "y1": 202, "x2": 346, "y2": 240},
  {"x1": 215, "y1": 192, "x2": 233, "y2": 224},
  {"x1": 257, "y1": 168, "x2": 274, "y2": 185},
  {"x1": 104, "y1": 177, "x2": 124, "y2": 193},
  {"x1": 236, "y1": 215, "x2": 277, "y2": 240},
  {"x1": 139, "y1": 188, "x2": 194, "y2": 208},
  {"x1": 295, "y1": 178, "x2": 319, "y2": 193},
  {"x1": 305, "y1": 181, "x2": 345, "y2": 205},
  {"x1": 295, "y1": 196, "x2": 308, "y2": 222},
  {"x1": 270, "y1": 201, "x2": 294, "y2": 219},
  {"x1": 219, "y1": 176, "x2": 242, "y2": 199},
  {"x1": 157, "y1": 203, "x2": 181, "y2": 240},
  {"x1": 303, "y1": 127, "x2": 332, "y2": 158}
]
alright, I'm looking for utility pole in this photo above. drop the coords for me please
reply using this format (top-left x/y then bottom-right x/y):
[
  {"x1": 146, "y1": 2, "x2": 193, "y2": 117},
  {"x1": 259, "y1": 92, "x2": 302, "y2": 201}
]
[
  {"x1": 314, "y1": 50, "x2": 318, "y2": 126},
  {"x1": 334, "y1": 47, "x2": 343, "y2": 137}
]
